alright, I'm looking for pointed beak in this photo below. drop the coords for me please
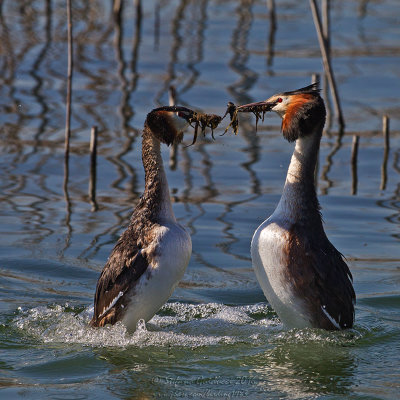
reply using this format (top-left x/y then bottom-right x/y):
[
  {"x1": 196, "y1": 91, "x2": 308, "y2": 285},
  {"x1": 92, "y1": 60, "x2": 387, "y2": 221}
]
[
  {"x1": 152, "y1": 106, "x2": 196, "y2": 123},
  {"x1": 176, "y1": 108, "x2": 196, "y2": 123},
  {"x1": 237, "y1": 100, "x2": 276, "y2": 113}
]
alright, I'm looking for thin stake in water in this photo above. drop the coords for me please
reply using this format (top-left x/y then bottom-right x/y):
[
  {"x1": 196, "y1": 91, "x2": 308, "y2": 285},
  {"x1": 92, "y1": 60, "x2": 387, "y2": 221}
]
[
  {"x1": 351, "y1": 135, "x2": 359, "y2": 195},
  {"x1": 64, "y1": 0, "x2": 73, "y2": 199},
  {"x1": 380, "y1": 115, "x2": 390, "y2": 190},
  {"x1": 169, "y1": 85, "x2": 178, "y2": 170},
  {"x1": 310, "y1": 0, "x2": 344, "y2": 130},
  {"x1": 89, "y1": 126, "x2": 99, "y2": 211}
]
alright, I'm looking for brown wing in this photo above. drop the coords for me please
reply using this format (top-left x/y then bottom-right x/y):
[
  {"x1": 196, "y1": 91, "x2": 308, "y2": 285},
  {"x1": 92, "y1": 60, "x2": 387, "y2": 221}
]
[
  {"x1": 288, "y1": 223, "x2": 355, "y2": 330},
  {"x1": 90, "y1": 230, "x2": 149, "y2": 327}
]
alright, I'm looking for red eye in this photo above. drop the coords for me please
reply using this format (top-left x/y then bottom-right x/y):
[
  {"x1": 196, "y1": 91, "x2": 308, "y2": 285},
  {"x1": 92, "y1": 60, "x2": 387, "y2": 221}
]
[{"x1": 277, "y1": 97, "x2": 283, "y2": 103}]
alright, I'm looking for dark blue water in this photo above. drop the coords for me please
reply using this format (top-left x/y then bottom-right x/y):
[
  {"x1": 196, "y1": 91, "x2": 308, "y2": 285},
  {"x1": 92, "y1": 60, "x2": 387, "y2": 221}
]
[{"x1": 1, "y1": 1, "x2": 399, "y2": 398}]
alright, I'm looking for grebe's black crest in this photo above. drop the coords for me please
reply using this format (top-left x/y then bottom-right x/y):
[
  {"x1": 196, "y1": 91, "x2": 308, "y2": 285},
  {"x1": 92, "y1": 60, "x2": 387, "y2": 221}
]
[{"x1": 281, "y1": 82, "x2": 321, "y2": 97}]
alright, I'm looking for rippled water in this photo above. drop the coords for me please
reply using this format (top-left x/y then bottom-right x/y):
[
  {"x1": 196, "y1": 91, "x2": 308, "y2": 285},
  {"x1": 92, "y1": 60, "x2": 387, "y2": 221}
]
[{"x1": 1, "y1": 0, "x2": 400, "y2": 399}]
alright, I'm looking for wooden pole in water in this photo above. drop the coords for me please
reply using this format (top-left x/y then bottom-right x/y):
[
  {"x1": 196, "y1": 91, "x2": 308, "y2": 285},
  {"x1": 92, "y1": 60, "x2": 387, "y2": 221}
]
[
  {"x1": 380, "y1": 115, "x2": 390, "y2": 190},
  {"x1": 154, "y1": 0, "x2": 160, "y2": 50},
  {"x1": 113, "y1": 0, "x2": 121, "y2": 14},
  {"x1": 266, "y1": 0, "x2": 276, "y2": 68},
  {"x1": 64, "y1": 0, "x2": 73, "y2": 195},
  {"x1": 169, "y1": 85, "x2": 178, "y2": 170},
  {"x1": 322, "y1": 0, "x2": 330, "y2": 51},
  {"x1": 350, "y1": 135, "x2": 359, "y2": 195},
  {"x1": 309, "y1": 0, "x2": 344, "y2": 131},
  {"x1": 312, "y1": 74, "x2": 320, "y2": 187},
  {"x1": 311, "y1": 73, "x2": 320, "y2": 86},
  {"x1": 321, "y1": 0, "x2": 332, "y2": 131},
  {"x1": 89, "y1": 126, "x2": 99, "y2": 211}
]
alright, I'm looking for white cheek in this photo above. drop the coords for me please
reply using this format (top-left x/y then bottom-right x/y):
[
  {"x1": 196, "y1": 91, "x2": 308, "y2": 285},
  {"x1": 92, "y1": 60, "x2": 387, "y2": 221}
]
[
  {"x1": 272, "y1": 103, "x2": 286, "y2": 117},
  {"x1": 272, "y1": 98, "x2": 290, "y2": 118},
  {"x1": 171, "y1": 113, "x2": 189, "y2": 133}
]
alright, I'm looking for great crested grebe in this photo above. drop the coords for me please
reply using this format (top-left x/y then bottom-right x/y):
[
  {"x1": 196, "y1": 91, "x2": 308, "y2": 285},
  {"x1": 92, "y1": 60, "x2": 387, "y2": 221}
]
[
  {"x1": 90, "y1": 107, "x2": 196, "y2": 332},
  {"x1": 238, "y1": 83, "x2": 355, "y2": 330}
]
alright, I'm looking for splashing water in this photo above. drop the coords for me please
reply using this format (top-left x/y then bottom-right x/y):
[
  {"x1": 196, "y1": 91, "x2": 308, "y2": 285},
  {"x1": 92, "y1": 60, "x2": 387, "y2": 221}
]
[{"x1": 12, "y1": 302, "x2": 367, "y2": 350}]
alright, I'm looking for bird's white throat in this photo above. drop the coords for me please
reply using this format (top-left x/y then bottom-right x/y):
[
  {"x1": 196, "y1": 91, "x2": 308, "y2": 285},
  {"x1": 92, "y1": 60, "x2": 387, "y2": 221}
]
[
  {"x1": 286, "y1": 134, "x2": 318, "y2": 184},
  {"x1": 273, "y1": 133, "x2": 319, "y2": 222}
]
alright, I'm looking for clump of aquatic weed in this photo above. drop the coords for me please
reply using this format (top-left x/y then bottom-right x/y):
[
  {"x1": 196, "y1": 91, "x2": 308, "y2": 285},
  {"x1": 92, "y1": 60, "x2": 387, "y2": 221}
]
[
  {"x1": 222, "y1": 101, "x2": 271, "y2": 135},
  {"x1": 187, "y1": 111, "x2": 223, "y2": 145}
]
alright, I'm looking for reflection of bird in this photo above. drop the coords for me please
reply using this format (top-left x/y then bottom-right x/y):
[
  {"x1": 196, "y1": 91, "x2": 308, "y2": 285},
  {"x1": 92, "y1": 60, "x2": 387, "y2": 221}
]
[
  {"x1": 90, "y1": 107, "x2": 194, "y2": 332},
  {"x1": 239, "y1": 83, "x2": 355, "y2": 330}
]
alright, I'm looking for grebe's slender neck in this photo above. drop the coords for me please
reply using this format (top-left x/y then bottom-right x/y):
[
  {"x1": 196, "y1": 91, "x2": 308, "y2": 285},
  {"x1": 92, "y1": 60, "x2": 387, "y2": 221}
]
[
  {"x1": 138, "y1": 125, "x2": 175, "y2": 223},
  {"x1": 274, "y1": 125, "x2": 322, "y2": 223}
]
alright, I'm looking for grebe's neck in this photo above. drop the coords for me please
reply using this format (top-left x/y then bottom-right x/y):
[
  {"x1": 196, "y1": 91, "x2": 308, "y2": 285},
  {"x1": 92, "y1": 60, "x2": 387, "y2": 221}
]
[
  {"x1": 274, "y1": 127, "x2": 322, "y2": 223},
  {"x1": 139, "y1": 126, "x2": 175, "y2": 223}
]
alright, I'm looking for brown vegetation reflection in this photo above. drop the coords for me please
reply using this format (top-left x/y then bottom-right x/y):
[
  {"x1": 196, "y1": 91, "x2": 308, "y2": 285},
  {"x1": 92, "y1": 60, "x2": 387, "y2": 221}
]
[{"x1": 0, "y1": 0, "x2": 398, "y2": 269}]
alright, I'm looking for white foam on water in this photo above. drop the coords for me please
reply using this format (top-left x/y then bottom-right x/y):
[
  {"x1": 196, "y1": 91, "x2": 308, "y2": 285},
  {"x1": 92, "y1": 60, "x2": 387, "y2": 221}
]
[
  {"x1": 13, "y1": 302, "x2": 278, "y2": 348},
  {"x1": 274, "y1": 325, "x2": 364, "y2": 346},
  {"x1": 14, "y1": 302, "x2": 362, "y2": 348}
]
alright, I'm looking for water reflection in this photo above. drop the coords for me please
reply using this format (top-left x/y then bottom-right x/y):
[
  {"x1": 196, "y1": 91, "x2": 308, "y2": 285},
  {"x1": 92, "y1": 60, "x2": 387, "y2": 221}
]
[
  {"x1": 156, "y1": 0, "x2": 188, "y2": 105},
  {"x1": 320, "y1": 132, "x2": 344, "y2": 195},
  {"x1": 377, "y1": 148, "x2": 400, "y2": 240},
  {"x1": 112, "y1": 0, "x2": 142, "y2": 135},
  {"x1": 0, "y1": 0, "x2": 397, "y2": 263},
  {"x1": 228, "y1": 0, "x2": 257, "y2": 103},
  {"x1": 250, "y1": 340, "x2": 355, "y2": 398},
  {"x1": 30, "y1": 0, "x2": 52, "y2": 146},
  {"x1": 227, "y1": 0, "x2": 260, "y2": 174}
]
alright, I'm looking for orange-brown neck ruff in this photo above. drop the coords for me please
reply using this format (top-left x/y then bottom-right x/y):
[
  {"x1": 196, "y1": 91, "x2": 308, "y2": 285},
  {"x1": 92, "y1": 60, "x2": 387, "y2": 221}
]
[{"x1": 281, "y1": 94, "x2": 315, "y2": 142}]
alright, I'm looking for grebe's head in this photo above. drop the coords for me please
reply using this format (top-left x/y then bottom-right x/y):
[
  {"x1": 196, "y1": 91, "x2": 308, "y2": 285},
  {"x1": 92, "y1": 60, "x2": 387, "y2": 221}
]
[
  {"x1": 238, "y1": 83, "x2": 326, "y2": 142},
  {"x1": 146, "y1": 106, "x2": 195, "y2": 146}
]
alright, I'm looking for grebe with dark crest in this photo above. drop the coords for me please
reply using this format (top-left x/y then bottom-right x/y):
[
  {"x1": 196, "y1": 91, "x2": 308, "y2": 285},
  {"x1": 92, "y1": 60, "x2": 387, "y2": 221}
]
[
  {"x1": 90, "y1": 106, "x2": 200, "y2": 332},
  {"x1": 237, "y1": 83, "x2": 355, "y2": 330}
]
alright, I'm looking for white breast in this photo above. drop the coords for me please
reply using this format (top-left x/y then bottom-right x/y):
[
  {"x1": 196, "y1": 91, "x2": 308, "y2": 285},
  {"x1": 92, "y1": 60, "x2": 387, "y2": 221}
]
[
  {"x1": 250, "y1": 217, "x2": 311, "y2": 328},
  {"x1": 122, "y1": 222, "x2": 191, "y2": 332}
]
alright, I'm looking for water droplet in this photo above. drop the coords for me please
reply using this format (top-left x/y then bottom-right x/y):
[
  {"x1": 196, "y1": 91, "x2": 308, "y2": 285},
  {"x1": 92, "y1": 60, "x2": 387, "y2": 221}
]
[{"x1": 136, "y1": 319, "x2": 147, "y2": 332}]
